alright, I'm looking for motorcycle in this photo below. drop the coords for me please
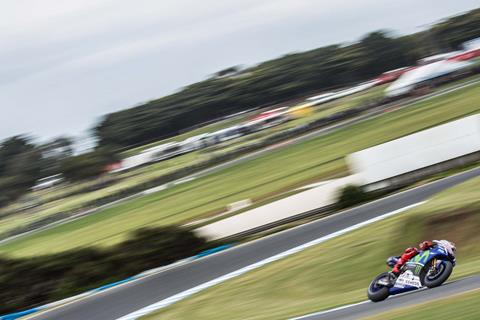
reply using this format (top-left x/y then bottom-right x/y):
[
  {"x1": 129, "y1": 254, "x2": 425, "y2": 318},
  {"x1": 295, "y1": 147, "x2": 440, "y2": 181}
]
[{"x1": 367, "y1": 240, "x2": 456, "y2": 302}]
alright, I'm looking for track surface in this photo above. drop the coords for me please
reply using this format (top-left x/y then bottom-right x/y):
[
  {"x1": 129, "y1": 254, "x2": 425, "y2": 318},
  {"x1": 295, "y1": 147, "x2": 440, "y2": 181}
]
[
  {"x1": 295, "y1": 275, "x2": 480, "y2": 320},
  {"x1": 29, "y1": 167, "x2": 480, "y2": 320}
]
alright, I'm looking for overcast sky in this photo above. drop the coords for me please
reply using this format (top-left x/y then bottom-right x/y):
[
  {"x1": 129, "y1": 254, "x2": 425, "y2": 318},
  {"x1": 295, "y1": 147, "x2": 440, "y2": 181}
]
[{"x1": 1, "y1": 0, "x2": 479, "y2": 143}]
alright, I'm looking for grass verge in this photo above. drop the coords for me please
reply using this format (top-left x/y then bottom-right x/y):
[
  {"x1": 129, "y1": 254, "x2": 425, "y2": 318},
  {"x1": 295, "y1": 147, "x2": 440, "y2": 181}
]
[
  {"x1": 363, "y1": 288, "x2": 480, "y2": 320},
  {"x1": 0, "y1": 84, "x2": 384, "y2": 238}
]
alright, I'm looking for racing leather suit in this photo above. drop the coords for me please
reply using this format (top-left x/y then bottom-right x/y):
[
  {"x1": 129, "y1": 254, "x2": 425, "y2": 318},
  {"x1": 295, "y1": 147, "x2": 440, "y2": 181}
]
[{"x1": 392, "y1": 247, "x2": 419, "y2": 275}]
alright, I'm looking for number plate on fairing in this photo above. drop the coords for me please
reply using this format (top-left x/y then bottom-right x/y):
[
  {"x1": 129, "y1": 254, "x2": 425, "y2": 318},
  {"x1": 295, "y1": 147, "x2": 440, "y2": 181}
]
[{"x1": 394, "y1": 270, "x2": 422, "y2": 288}]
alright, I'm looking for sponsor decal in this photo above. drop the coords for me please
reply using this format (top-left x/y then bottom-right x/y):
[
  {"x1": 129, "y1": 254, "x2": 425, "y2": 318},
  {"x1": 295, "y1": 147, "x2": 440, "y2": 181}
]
[
  {"x1": 394, "y1": 270, "x2": 422, "y2": 288},
  {"x1": 412, "y1": 250, "x2": 431, "y2": 265}
]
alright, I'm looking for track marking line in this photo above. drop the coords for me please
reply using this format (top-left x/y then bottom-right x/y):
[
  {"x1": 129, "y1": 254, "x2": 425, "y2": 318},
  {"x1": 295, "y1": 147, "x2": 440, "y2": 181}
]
[
  {"x1": 115, "y1": 201, "x2": 426, "y2": 320},
  {"x1": 292, "y1": 278, "x2": 480, "y2": 320},
  {"x1": 217, "y1": 165, "x2": 479, "y2": 254},
  {"x1": 19, "y1": 164, "x2": 480, "y2": 320},
  {"x1": 290, "y1": 301, "x2": 370, "y2": 320}
]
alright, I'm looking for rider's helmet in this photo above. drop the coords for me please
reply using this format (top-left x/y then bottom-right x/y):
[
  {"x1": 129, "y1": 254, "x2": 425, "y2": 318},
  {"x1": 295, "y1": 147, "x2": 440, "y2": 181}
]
[
  {"x1": 434, "y1": 240, "x2": 456, "y2": 256},
  {"x1": 386, "y1": 256, "x2": 399, "y2": 267},
  {"x1": 419, "y1": 240, "x2": 434, "y2": 251}
]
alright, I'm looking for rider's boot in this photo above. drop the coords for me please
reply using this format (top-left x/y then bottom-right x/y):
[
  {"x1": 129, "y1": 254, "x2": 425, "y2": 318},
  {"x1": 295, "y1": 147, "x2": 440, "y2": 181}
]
[{"x1": 388, "y1": 271, "x2": 398, "y2": 286}]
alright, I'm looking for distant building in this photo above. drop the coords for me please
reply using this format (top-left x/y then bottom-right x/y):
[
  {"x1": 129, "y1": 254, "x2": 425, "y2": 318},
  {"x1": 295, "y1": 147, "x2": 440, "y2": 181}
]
[
  {"x1": 375, "y1": 67, "x2": 413, "y2": 85},
  {"x1": 463, "y1": 37, "x2": 480, "y2": 51},
  {"x1": 385, "y1": 59, "x2": 473, "y2": 97},
  {"x1": 418, "y1": 51, "x2": 463, "y2": 65},
  {"x1": 244, "y1": 108, "x2": 290, "y2": 131},
  {"x1": 448, "y1": 38, "x2": 480, "y2": 62},
  {"x1": 33, "y1": 174, "x2": 64, "y2": 191}
]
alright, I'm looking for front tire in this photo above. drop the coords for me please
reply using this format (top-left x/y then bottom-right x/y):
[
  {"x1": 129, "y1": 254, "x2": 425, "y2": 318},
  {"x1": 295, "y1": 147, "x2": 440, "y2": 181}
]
[
  {"x1": 422, "y1": 260, "x2": 453, "y2": 288},
  {"x1": 367, "y1": 272, "x2": 390, "y2": 302}
]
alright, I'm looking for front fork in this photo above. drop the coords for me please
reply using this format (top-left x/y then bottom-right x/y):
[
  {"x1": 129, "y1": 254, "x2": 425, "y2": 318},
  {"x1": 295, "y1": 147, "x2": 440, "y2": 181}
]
[{"x1": 429, "y1": 258, "x2": 437, "y2": 275}]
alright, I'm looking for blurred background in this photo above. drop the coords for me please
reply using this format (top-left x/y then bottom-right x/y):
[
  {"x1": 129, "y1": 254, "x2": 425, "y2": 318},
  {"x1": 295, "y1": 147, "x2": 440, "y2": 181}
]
[{"x1": 1, "y1": 1, "x2": 480, "y2": 319}]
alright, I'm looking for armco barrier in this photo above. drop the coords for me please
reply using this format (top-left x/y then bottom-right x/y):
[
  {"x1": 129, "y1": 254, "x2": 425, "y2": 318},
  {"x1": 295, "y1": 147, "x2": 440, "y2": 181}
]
[
  {"x1": 194, "y1": 244, "x2": 232, "y2": 258},
  {"x1": 0, "y1": 308, "x2": 42, "y2": 320},
  {"x1": 0, "y1": 244, "x2": 232, "y2": 320}
]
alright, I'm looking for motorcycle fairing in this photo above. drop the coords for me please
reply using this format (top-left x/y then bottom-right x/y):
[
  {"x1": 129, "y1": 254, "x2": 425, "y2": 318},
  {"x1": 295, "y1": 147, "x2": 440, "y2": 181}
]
[{"x1": 388, "y1": 247, "x2": 449, "y2": 296}]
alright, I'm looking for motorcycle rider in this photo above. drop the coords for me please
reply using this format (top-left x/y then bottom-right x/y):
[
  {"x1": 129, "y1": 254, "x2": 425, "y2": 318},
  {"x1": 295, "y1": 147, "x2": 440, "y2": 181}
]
[{"x1": 387, "y1": 240, "x2": 435, "y2": 279}]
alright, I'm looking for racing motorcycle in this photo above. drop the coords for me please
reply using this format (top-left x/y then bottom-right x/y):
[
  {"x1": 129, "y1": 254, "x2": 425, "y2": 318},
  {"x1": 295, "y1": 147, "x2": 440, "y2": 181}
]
[{"x1": 367, "y1": 240, "x2": 456, "y2": 302}]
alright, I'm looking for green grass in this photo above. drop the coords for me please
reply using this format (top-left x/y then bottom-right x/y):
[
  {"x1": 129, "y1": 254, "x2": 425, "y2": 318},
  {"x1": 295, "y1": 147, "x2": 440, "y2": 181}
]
[
  {"x1": 363, "y1": 288, "x2": 480, "y2": 320},
  {"x1": 0, "y1": 151, "x2": 210, "y2": 236},
  {"x1": 1, "y1": 82, "x2": 479, "y2": 257},
  {"x1": 0, "y1": 84, "x2": 379, "y2": 236},
  {"x1": 141, "y1": 176, "x2": 480, "y2": 320},
  {"x1": 0, "y1": 79, "x2": 463, "y2": 238}
]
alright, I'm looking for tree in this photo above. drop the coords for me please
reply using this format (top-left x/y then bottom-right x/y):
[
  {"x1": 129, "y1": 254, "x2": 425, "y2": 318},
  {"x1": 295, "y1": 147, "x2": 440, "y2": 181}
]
[
  {"x1": 38, "y1": 137, "x2": 74, "y2": 177},
  {"x1": 213, "y1": 65, "x2": 242, "y2": 78},
  {"x1": 0, "y1": 135, "x2": 35, "y2": 176},
  {"x1": 359, "y1": 31, "x2": 413, "y2": 76},
  {"x1": 336, "y1": 185, "x2": 370, "y2": 209},
  {"x1": 0, "y1": 226, "x2": 209, "y2": 314},
  {"x1": 432, "y1": 8, "x2": 480, "y2": 50},
  {"x1": 0, "y1": 136, "x2": 42, "y2": 207},
  {"x1": 59, "y1": 150, "x2": 116, "y2": 182},
  {"x1": 88, "y1": 8, "x2": 479, "y2": 150}
]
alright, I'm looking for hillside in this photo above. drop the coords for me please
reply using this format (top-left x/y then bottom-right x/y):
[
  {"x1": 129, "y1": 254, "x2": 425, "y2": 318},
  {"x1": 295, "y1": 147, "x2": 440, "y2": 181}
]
[{"x1": 94, "y1": 8, "x2": 480, "y2": 149}]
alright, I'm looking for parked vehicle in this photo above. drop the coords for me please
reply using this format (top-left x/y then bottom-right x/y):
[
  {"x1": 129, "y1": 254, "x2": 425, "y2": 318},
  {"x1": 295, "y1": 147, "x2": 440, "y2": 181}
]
[
  {"x1": 152, "y1": 142, "x2": 185, "y2": 161},
  {"x1": 206, "y1": 126, "x2": 244, "y2": 144}
]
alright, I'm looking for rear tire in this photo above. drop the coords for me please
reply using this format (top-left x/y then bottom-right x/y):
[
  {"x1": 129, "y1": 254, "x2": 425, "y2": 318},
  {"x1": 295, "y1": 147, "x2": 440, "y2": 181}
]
[
  {"x1": 422, "y1": 260, "x2": 453, "y2": 288},
  {"x1": 367, "y1": 272, "x2": 390, "y2": 302}
]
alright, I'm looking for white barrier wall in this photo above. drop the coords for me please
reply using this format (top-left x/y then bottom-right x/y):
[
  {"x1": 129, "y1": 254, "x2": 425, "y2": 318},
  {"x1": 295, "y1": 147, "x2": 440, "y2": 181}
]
[{"x1": 347, "y1": 114, "x2": 480, "y2": 185}]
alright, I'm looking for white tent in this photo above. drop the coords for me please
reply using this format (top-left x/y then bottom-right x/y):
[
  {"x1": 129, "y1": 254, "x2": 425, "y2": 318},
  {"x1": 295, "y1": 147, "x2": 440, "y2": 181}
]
[
  {"x1": 463, "y1": 37, "x2": 480, "y2": 51},
  {"x1": 308, "y1": 80, "x2": 378, "y2": 106},
  {"x1": 385, "y1": 60, "x2": 473, "y2": 97},
  {"x1": 306, "y1": 92, "x2": 334, "y2": 101},
  {"x1": 114, "y1": 142, "x2": 181, "y2": 172}
]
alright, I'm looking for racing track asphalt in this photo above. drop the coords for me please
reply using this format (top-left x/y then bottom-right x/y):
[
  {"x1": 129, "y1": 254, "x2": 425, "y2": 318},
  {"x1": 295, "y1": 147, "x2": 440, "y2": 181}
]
[
  {"x1": 29, "y1": 167, "x2": 480, "y2": 320},
  {"x1": 294, "y1": 275, "x2": 480, "y2": 320}
]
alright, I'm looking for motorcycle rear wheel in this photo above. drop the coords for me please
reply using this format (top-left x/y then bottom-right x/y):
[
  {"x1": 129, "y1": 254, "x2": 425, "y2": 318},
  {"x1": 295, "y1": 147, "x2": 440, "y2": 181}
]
[{"x1": 367, "y1": 272, "x2": 390, "y2": 302}]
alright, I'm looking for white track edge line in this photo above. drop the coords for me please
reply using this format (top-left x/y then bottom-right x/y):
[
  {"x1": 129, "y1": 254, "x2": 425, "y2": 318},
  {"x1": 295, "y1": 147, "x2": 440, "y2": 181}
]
[
  {"x1": 116, "y1": 201, "x2": 426, "y2": 320},
  {"x1": 289, "y1": 300, "x2": 370, "y2": 320}
]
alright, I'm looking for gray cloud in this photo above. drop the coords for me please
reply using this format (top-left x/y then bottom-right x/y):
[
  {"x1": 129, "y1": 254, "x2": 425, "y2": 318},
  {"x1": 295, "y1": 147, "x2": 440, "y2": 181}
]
[{"x1": 0, "y1": 0, "x2": 478, "y2": 142}]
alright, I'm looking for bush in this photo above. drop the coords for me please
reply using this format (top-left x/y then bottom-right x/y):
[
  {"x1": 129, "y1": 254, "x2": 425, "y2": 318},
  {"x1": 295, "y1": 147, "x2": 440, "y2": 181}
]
[
  {"x1": 336, "y1": 185, "x2": 370, "y2": 209},
  {"x1": 59, "y1": 152, "x2": 107, "y2": 182},
  {"x1": 0, "y1": 226, "x2": 211, "y2": 315}
]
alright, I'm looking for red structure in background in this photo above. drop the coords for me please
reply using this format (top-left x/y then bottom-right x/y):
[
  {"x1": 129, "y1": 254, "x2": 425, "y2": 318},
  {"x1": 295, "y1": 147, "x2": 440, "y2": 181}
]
[
  {"x1": 249, "y1": 107, "x2": 287, "y2": 121},
  {"x1": 374, "y1": 41, "x2": 480, "y2": 87},
  {"x1": 448, "y1": 48, "x2": 480, "y2": 62},
  {"x1": 104, "y1": 162, "x2": 122, "y2": 173},
  {"x1": 374, "y1": 67, "x2": 415, "y2": 85}
]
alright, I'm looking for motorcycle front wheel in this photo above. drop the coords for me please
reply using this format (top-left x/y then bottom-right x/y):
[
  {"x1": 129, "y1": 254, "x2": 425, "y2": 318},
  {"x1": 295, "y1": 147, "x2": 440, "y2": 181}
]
[{"x1": 422, "y1": 260, "x2": 453, "y2": 288}]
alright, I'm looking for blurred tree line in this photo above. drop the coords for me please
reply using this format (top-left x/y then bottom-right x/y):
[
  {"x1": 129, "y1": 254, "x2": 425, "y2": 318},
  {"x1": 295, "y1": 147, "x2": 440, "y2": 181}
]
[
  {"x1": 0, "y1": 136, "x2": 117, "y2": 207},
  {"x1": 0, "y1": 226, "x2": 210, "y2": 314},
  {"x1": 94, "y1": 9, "x2": 480, "y2": 149},
  {"x1": 0, "y1": 136, "x2": 45, "y2": 207}
]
